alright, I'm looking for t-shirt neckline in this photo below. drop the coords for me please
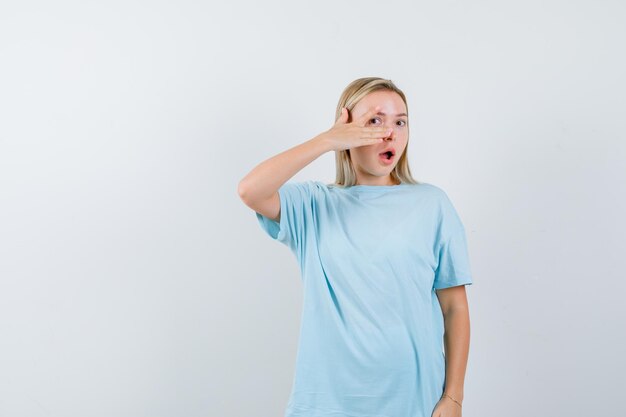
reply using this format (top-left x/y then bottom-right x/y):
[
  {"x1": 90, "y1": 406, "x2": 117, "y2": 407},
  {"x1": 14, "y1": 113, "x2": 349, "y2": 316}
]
[{"x1": 337, "y1": 183, "x2": 415, "y2": 192}]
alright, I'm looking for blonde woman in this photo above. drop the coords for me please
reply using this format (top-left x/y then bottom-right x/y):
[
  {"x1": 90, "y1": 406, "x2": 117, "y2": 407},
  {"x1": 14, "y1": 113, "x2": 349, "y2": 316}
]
[{"x1": 238, "y1": 77, "x2": 473, "y2": 417}]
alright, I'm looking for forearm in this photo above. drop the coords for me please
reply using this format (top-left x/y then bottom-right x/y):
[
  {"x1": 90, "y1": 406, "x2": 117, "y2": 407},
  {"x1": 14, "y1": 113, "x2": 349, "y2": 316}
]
[
  {"x1": 442, "y1": 306, "x2": 470, "y2": 402},
  {"x1": 238, "y1": 134, "x2": 331, "y2": 202}
]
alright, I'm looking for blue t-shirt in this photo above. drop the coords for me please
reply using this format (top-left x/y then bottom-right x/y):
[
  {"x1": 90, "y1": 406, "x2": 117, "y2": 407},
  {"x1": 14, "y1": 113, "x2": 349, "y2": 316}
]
[{"x1": 256, "y1": 180, "x2": 473, "y2": 417}]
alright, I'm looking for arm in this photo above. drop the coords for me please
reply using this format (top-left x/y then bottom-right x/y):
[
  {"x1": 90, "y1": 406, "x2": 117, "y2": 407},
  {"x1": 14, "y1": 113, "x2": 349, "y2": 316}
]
[
  {"x1": 237, "y1": 107, "x2": 389, "y2": 220},
  {"x1": 237, "y1": 135, "x2": 331, "y2": 221},
  {"x1": 435, "y1": 285, "x2": 471, "y2": 404}
]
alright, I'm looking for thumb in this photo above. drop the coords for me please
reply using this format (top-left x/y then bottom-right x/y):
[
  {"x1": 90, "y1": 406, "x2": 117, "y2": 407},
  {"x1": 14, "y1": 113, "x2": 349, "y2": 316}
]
[{"x1": 337, "y1": 107, "x2": 349, "y2": 124}]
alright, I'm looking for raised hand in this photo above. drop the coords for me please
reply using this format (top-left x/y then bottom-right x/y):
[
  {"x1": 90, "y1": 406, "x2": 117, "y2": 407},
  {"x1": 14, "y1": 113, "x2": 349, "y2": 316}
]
[{"x1": 320, "y1": 106, "x2": 392, "y2": 152}]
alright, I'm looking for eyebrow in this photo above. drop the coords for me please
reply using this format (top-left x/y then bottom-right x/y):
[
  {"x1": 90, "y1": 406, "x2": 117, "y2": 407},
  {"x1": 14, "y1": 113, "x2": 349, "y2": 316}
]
[{"x1": 375, "y1": 111, "x2": 408, "y2": 117}]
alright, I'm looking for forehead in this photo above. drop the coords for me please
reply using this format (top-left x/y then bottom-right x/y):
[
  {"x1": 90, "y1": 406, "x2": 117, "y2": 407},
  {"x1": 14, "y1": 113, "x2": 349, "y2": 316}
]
[{"x1": 353, "y1": 90, "x2": 406, "y2": 115}]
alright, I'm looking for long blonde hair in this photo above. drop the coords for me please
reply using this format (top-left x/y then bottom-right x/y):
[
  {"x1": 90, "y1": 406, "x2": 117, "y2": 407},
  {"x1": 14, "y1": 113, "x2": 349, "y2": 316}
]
[{"x1": 332, "y1": 77, "x2": 419, "y2": 187}]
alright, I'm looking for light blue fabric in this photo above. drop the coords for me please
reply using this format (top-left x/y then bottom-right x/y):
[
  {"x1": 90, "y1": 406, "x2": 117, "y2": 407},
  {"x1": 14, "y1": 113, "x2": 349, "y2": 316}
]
[{"x1": 256, "y1": 180, "x2": 473, "y2": 417}]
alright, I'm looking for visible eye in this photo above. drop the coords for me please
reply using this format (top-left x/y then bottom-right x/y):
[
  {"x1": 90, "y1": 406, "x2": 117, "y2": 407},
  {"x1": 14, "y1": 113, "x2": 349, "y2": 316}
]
[
  {"x1": 369, "y1": 117, "x2": 382, "y2": 125},
  {"x1": 397, "y1": 120, "x2": 407, "y2": 127}
]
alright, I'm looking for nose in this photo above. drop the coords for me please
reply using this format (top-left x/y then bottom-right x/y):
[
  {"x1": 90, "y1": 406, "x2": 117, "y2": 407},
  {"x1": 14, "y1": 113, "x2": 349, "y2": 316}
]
[{"x1": 383, "y1": 125, "x2": 395, "y2": 141}]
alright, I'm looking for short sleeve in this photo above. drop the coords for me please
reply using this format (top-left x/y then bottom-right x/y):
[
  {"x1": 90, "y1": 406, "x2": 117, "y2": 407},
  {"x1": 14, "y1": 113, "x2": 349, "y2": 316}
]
[
  {"x1": 255, "y1": 181, "x2": 313, "y2": 254},
  {"x1": 433, "y1": 191, "x2": 473, "y2": 290}
]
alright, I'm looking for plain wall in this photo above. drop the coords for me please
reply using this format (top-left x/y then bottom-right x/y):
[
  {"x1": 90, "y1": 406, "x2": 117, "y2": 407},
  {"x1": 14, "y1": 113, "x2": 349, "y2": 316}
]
[{"x1": 1, "y1": 1, "x2": 625, "y2": 416}]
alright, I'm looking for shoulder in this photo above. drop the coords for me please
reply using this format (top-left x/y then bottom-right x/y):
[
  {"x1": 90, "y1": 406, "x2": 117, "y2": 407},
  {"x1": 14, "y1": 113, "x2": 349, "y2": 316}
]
[
  {"x1": 416, "y1": 181, "x2": 445, "y2": 195},
  {"x1": 279, "y1": 180, "x2": 321, "y2": 191},
  {"x1": 415, "y1": 182, "x2": 462, "y2": 220},
  {"x1": 413, "y1": 182, "x2": 452, "y2": 203},
  {"x1": 279, "y1": 180, "x2": 330, "y2": 201},
  {"x1": 422, "y1": 184, "x2": 468, "y2": 237},
  {"x1": 308, "y1": 180, "x2": 337, "y2": 195}
]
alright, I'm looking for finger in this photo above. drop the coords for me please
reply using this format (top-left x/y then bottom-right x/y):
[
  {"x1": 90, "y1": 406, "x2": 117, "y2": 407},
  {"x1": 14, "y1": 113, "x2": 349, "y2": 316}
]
[
  {"x1": 340, "y1": 107, "x2": 349, "y2": 124},
  {"x1": 357, "y1": 138, "x2": 385, "y2": 146},
  {"x1": 362, "y1": 126, "x2": 393, "y2": 137},
  {"x1": 356, "y1": 105, "x2": 382, "y2": 126},
  {"x1": 334, "y1": 107, "x2": 349, "y2": 125},
  {"x1": 350, "y1": 138, "x2": 384, "y2": 148}
]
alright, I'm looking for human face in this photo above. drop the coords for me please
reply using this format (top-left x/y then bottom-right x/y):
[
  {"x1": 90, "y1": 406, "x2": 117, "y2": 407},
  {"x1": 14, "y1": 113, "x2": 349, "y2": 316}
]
[{"x1": 348, "y1": 90, "x2": 408, "y2": 186}]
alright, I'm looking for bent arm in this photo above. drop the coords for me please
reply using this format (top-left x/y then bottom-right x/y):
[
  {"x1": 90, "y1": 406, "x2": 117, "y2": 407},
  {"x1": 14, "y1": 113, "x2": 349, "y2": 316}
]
[{"x1": 237, "y1": 135, "x2": 330, "y2": 220}]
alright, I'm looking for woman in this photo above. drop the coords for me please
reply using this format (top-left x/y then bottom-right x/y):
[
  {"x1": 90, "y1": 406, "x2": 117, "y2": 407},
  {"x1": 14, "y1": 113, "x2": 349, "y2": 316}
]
[{"x1": 238, "y1": 77, "x2": 473, "y2": 417}]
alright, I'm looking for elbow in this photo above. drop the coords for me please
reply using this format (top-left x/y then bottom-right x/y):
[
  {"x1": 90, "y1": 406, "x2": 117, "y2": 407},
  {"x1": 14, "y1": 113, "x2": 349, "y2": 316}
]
[{"x1": 237, "y1": 179, "x2": 251, "y2": 204}]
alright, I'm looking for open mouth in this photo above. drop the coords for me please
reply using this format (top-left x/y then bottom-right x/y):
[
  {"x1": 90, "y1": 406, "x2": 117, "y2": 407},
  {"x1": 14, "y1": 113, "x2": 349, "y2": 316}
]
[{"x1": 378, "y1": 150, "x2": 396, "y2": 164}]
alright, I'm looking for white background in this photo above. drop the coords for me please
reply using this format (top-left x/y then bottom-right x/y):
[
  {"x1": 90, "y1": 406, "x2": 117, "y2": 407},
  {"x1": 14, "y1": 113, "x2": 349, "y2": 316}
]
[{"x1": 1, "y1": 1, "x2": 625, "y2": 416}]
